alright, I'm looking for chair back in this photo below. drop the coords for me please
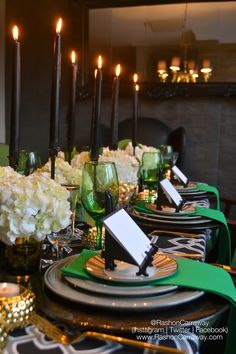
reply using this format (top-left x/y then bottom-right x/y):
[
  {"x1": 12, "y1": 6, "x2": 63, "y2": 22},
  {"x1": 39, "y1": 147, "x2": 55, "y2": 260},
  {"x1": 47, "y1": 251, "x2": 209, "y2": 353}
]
[
  {"x1": 118, "y1": 117, "x2": 186, "y2": 168},
  {"x1": 0, "y1": 143, "x2": 9, "y2": 166}
]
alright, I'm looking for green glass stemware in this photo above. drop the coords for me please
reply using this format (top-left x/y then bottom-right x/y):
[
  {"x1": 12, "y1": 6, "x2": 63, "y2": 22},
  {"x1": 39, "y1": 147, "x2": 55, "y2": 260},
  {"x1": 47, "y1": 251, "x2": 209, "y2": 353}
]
[
  {"x1": 140, "y1": 151, "x2": 162, "y2": 203},
  {"x1": 160, "y1": 145, "x2": 173, "y2": 179},
  {"x1": 81, "y1": 161, "x2": 119, "y2": 250}
]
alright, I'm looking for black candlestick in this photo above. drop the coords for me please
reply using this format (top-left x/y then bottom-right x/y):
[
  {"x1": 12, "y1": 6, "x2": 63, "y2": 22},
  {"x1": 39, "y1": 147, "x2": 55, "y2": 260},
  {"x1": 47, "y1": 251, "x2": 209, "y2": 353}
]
[
  {"x1": 67, "y1": 51, "x2": 77, "y2": 164},
  {"x1": 90, "y1": 57, "x2": 103, "y2": 161},
  {"x1": 132, "y1": 81, "x2": 139, "y2": 155},
  {"x1": 109, "y1": 65, "x2": 120, "y2": 150},
  {"x1": 49, "y1": 19, "x2": 62, "y2": 179},
  {"x1": 9, "y1": 26, "x2": 21, "y2": 170}
]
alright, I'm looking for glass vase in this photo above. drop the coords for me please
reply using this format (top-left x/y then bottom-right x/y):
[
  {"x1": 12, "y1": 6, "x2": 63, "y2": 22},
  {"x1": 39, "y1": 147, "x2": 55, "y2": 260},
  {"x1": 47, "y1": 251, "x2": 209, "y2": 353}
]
[{"x1": 1, "y1": 237, "x2": 42, "y2": 275}]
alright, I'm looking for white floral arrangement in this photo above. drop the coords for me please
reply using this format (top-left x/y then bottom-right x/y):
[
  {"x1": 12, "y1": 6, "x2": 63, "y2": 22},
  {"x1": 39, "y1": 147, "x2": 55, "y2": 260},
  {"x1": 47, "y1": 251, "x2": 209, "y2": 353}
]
[
  {"x1": 0, "y1": 174, "x2": 71, "y2": 245},
  {"x1": 71, "y1": 151, "x2": 90, "y2": 170},
  {"x1": 0, "y1": 166, "x2": 22, "y2": 182},
  {"x1": 37, "y1": 157, "x2": 82, "y2": 186},
  {"x1": 99, "y1": 147, "x2": 139, "y2": 185},
  {"x1": 124, "y1": 141, "x2": 158, "y2": 162},
  {"x1": 71, "y1": 148, "x2": 139, "y2": 186}
]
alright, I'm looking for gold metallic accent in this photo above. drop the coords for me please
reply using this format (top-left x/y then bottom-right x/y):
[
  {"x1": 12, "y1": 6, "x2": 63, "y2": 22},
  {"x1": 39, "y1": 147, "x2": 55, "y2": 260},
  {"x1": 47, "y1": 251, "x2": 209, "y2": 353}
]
[{"x1": 29, "y1": 312, "x2": 185, "y2": 354}]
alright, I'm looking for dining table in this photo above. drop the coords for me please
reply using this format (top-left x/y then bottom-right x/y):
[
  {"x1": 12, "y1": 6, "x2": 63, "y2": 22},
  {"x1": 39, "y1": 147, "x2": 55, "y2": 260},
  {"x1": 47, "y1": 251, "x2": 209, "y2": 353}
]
[{"x1": 1, "y1": 183, "x2": 236, "y2": 354}]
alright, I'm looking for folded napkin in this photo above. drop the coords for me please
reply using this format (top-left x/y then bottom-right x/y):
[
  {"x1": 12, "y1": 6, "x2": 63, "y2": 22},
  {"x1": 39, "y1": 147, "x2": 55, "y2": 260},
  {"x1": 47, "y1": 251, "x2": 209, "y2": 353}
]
[
  {"x1": 196, "y1": 184, "x2": 220, "y2": 210},
  {"x1": 61, "y1": 249, "x2": 236, "y2": 303},
  {"x1": 194, "y1": 207, "x2": 231, "y2": 265},
  {"x1": 61, "y1": 249, "x2": 236, "y2": 354},
  {"x1": 134, "y1": 202, "x2": 231, "y2": 265}
]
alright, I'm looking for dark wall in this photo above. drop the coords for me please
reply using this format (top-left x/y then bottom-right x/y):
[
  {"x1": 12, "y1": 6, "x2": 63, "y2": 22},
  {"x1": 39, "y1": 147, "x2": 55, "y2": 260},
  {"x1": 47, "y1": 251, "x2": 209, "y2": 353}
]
[
  {"x1": 6, "y1": 0, "x2": 81, "y2": 162},
  {"x1": 5, "y1": 0, "x2": 236, "y2": 200}
]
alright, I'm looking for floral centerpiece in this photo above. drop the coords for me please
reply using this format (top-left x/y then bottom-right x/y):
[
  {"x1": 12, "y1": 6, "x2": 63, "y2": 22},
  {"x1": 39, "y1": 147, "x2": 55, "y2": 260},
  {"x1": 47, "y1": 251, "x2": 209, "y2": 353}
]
[
  {"x1": 0, "y1": 173, "x2": 71, "y2": 274},
  {"x1": 71, "y1": 147, "x2": 139, "y2": 205},
  {"x1": 0, "y1": 173, "x2": 71, "y2": 245},
  {"x1": 124, "y1": 141, "x2": 158, "y2": 162},
  {"x1": 36, "y1": 155, "x2": 82, "y2": 185},
  {"x1": 36, "y1": 157, "x2": 82, "y2": 186},
  {"x1": 71, "y1": 148, "x2": 139, "y2": 185},
  {"x1": 0, "y1": 166, "x2": 22, "y2": 182}
]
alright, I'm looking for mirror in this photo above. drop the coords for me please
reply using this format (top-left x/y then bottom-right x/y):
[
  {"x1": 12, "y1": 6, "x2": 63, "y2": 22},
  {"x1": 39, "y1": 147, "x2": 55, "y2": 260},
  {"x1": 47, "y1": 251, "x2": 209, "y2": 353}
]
[{"x1": 79, "y1": 0, "x2": 236, "y2": 96}]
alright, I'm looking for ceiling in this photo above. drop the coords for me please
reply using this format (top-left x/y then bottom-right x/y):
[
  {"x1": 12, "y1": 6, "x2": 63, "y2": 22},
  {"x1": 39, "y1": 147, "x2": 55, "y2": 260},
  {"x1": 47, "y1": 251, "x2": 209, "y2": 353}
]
[{"x1": 89, "y1": 1, "x2": 236, "y2": 46}]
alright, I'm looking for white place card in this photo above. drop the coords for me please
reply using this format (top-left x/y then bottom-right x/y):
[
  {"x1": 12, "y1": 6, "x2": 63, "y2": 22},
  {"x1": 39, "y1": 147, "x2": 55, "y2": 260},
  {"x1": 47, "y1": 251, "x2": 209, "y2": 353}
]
[
  {"x1": 172, "y1": 165, "x2": 188, "y2": 185},
  {"x1": 160, "y1": 179, "x2": 183, "y2": 207},
  {"x1": 102, "y1": 208, "x2": 152, "y2": 266}
]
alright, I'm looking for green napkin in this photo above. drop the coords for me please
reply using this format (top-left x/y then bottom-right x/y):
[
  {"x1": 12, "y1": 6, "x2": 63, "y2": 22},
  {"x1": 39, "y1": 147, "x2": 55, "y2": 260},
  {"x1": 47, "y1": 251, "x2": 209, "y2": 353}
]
[
  {"x1": 61, "y1": 249, "x2": 236, "y2": 303},
  {"x1": 61, "y1": 249, "x2": 236, "y2": 354},
  {"x1": 196, "y1": 184, "x2": 220, "y2": 210},
  {"x1": 194, "y1": 207, "x2": 231, "y2": 265},
  {"x1": 134, "y1": 202, "x2": 231, "y2": 265},
  {"x1": 61, "y1": 249, "x2": 98, "y2": 280}
]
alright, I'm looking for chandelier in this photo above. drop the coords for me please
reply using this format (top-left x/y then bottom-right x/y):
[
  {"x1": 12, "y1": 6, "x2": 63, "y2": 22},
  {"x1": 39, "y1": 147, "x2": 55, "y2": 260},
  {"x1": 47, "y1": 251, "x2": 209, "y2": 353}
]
[
  {"x1": 157, "y1": 56, "x2": 212, "y2": 83},
  {"x1": 157, "y1": 4, "x2": 212, "y2": 83}
]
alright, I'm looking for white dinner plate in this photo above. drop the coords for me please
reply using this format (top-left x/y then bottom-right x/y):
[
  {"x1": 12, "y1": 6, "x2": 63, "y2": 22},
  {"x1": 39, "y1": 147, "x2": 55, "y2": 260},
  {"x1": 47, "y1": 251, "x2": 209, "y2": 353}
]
[
  {"x1": 44, "y1": 257, "x2": 204, "y2": 312},
  {"x1": 85, "y1": 254, "x2": 178, "y2": 284}
]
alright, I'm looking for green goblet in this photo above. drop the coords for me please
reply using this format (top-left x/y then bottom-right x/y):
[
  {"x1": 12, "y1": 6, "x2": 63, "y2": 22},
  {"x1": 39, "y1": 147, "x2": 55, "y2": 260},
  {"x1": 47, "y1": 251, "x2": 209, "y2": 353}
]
[
  {"x1": 81, "y1": 161, "x2": 119, "y2": 250},
  {"x1": 140, "y1": 151, "x2": 162, "y2": 203},
  {"x1": 160, "y1": 144, "x2": 173, "y2": 179}
]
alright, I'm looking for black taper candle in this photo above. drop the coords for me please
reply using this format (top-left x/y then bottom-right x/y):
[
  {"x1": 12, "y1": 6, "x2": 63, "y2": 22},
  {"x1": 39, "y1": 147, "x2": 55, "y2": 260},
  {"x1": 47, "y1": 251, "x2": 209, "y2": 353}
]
[
  {"x1": 109, "y1": 64, "x2": 120, "y2": 150},
  {"x1": 49, "y1": 18, "x2": 62, "y2": 179},
  {"x1": 67, "y1": 50, "x2": 78, "y2": 164},
  {"x1": 90, "y1": 55, "x2": 103, "y2": 161},
  {"x1": 9, "y1": 26, "x2": 20, "y2": 170},
  {"x1": 132, "y1": 73, "x2": 139, "y2": 156}
]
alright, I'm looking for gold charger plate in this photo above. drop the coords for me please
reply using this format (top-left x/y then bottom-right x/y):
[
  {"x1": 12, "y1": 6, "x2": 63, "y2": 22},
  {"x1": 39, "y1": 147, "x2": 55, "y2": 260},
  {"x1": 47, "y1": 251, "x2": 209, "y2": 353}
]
[{"x1": 85, "y1": 253, "x2": 177, "y2": 284}]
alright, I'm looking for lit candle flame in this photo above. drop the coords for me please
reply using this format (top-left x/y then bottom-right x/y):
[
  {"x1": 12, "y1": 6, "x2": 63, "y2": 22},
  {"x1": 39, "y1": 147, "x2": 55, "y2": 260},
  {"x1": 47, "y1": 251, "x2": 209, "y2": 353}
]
[
  {"x1": 98, "y1": 55, "x2": 102, "y2": 69},
  {"x1": 2, "y1": 283, "x2": 7, "y2": 290},
  {"x1": 133, "y1": 73, "x2": 138, "y2": 83},
  {"x1": 13, "y1": 26, "x2": 19, "y2": 41},
  {"x1": 135, "y1": 84, "x2": 139, "y2": 92},
  {"x1": 94, "y1": 69, "x2": 97, "y2": 79},
  {"x1": 56, "y1": 18, "x2": 62, "y2": 34},
  {"x1": 116, "y1": 64, "x2": 121, "y2": 77},
  {"x1": 71, "y1": 50, "x2": 76, "y2": 64}
]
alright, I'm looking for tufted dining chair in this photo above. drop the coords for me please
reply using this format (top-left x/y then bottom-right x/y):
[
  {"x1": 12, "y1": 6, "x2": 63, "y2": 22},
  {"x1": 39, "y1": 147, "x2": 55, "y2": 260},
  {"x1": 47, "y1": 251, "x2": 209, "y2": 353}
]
[{"x1": 118, "y1": 117, "x2": 187, "y2": 169}]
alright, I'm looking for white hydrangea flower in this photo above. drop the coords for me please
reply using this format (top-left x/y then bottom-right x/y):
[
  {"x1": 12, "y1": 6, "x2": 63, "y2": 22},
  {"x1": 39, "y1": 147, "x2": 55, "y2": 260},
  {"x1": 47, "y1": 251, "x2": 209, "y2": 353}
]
[
  {"x1": 0, "y1": 166, "x2": 22, "y2": 182},
  {"x1": 37, "y1": 157, "x2": 82, "y2": 186},
  {"x1": 99, "y1": 147, "x2": 139, "y2": 185},
  {"x1": 71, "y1": 151, "x2": 90, "y2": 170},
  {"x1": 125, "y1": 142, "x2": 158, "y2": 162},
  {"x1": 71, "y1": 147, "x2": 140, "y2": 186},
  {"x1": 0, "y1": 174, "x2": 71, "y2": 245}
]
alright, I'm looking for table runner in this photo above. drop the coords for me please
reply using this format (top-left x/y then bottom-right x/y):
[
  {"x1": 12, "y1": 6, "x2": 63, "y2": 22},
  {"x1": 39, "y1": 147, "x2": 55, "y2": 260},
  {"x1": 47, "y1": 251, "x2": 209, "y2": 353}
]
[
  {"x1": 134, "y1": 202, "x2": 231, "y2": 265},
  {"x1": 3, "y1": 323, "x2": 199, "y2": 354},
  {"x1": 196, "y1": 184, "x2": 220, "y2": 210},
  {"x1": 155, "y1": 232, "x2": 206, "y2": 261}
]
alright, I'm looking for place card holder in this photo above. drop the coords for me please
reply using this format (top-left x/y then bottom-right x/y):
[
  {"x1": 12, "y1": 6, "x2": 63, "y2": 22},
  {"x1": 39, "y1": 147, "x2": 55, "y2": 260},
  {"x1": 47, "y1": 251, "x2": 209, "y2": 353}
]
[
  {"x1": 156, "y1": 178, "x2": 184, "y2": 212},
  {"x1": 102, "y1": 191, "x2": 136, "y2": 270},
  {"x1": 171, "y1": 165, "x2": 189, "y2": 187},
  {"x1": 102, "y1": 194, "x2": 158, "y2": 276},
  {"x1": 136, "y1": 242, "x2": 158, "y2": 276}
]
